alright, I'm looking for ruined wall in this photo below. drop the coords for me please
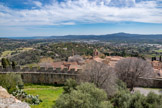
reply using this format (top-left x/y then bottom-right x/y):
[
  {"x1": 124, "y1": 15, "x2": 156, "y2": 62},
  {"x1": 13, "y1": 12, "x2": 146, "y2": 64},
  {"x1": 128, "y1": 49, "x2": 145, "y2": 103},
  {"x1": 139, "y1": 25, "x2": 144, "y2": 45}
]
[{"x1": 0, "y1": 66, "x2": 80, "y2": 85}]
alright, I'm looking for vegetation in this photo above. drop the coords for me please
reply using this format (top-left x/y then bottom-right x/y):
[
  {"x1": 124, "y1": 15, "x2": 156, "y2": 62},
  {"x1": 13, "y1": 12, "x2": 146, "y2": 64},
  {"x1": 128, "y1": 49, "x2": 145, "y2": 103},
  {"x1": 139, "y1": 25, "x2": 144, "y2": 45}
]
[
  {"x1": 54, "y1": 82, "x2": 113, "y2": 108},
  {"x1": 54, "y1": 79, "x2": 162, "y2": 108},
  {"x1": 1, "y1": 37, "x2": 162, "y2": 108},
  {"x1": 112, "y1": 89, "x2": 162, "y2": 108},
  {"x1": 1, "y1": 58, "x2": 10, "y2": 68},
  {"x1": 115, "y1": 58, "x2": 154, "y2": 91},
  {"x1": 24, "y1": 84, "x2": 63, "y2": 108},
  {"x1": 13, "y1": 89, "x2": 42, "y2": 105},
  {"x1": 0, "y1": 38, "x2": 161, "y2": 66},
  {"x1": 81, "y1": 60, "x2": 116, "y2": 96},
  {"x1": 0, "y1": 73, "x2": 23, "y2": 93}
]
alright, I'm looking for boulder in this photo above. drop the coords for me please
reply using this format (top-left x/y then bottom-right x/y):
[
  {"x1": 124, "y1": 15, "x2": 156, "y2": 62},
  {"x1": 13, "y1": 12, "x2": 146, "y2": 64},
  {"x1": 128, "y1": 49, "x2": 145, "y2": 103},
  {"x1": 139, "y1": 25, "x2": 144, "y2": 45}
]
[{"x1": 0, "y1": 86, "x2": 30, "y2": 108}]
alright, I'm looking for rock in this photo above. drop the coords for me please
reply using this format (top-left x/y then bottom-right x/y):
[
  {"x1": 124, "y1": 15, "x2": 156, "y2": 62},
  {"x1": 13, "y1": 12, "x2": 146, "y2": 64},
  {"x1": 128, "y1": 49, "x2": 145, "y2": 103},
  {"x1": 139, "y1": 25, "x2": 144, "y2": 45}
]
[{"x1": 0, "y1": 86, "x2": 30, "y2": 108}]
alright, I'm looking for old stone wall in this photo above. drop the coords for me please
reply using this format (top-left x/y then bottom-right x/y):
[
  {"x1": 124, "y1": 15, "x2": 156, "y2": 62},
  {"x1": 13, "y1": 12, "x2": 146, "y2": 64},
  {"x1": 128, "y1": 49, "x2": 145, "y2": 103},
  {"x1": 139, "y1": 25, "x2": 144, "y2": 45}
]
[
  {"x1": 0, "y1": 66, "x2": 80, "y2": 85},
  {"x1": 1, "y1": 66, "x2": 162, "y2": 87}
]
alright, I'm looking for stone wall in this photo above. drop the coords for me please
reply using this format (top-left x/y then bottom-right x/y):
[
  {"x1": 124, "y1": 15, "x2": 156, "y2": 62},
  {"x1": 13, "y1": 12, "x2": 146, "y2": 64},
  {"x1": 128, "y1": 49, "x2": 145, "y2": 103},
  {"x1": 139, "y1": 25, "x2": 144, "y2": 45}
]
[
  {"x1": 21, "y1": 73, "x2": 77, "y2": 84},
  {"x1": 135, "y1": 77, "x2": 162, "y2": 88},
  {"x1": 1, "y1": 66, "x2": 162, "y2": 87},
  {"x1": 0, "y1": 66, "x2": 81, "y2": 85}
]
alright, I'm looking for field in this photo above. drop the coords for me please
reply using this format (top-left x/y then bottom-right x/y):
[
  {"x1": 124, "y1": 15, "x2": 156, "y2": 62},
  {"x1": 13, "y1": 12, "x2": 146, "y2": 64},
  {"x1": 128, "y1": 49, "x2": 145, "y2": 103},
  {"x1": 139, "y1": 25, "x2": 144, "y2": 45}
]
[
  {"x1": 24, "y1": 84, "x2": 63, "y2": 108},
  {"x1": 0, "y1": 47, "x2": 33, "y2": 58},
  {"x1": 155, "y1": 49, "x2": 162, "y2": 53}
]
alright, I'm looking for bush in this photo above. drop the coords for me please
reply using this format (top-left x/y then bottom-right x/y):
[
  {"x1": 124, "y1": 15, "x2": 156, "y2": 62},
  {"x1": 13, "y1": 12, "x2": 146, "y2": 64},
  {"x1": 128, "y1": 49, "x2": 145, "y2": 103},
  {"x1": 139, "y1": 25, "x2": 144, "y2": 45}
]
[
  {"x1": 54, "y1": 83, "x2": 113, "y2": 108},
  {"x1": 112, "y1": 90, "x2": 162, "y2": 108},
  {"x1": 63, "y1": 78, "x2": 78, "y2": 94},
  {"x1": 0, "y1": 73, "x2": 23, "y2": 93}
]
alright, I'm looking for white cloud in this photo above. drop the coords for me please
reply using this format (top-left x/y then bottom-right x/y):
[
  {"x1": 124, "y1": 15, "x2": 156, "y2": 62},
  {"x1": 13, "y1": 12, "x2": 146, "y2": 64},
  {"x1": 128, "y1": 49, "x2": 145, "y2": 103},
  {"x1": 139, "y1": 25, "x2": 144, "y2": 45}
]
[
  {"x1": 33, "y1": 1, "x2": 42, "y2": 7},
  {"x1": 0, "y1": 0, "x2": 162, "y2": 26}
]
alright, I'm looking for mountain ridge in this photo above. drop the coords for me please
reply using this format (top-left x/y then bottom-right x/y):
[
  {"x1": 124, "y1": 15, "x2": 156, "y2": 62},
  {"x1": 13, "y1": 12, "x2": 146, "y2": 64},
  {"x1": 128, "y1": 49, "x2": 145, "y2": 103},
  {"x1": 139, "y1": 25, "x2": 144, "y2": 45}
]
[{"x1": 1, "y1": 32, "x2": 162, "y2": 40}]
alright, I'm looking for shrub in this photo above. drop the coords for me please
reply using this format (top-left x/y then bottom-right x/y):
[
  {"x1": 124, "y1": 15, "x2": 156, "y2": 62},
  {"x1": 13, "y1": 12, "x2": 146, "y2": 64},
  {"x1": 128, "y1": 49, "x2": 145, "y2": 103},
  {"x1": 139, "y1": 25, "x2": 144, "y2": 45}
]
[
  {"x1": 63, "y1": 78, "x2": 78, "y2": 94},
  {"x1": 54, "y1": 83, "x2": 113, "y2": 108},
  {"x1": 112, "y1": 89, "x2": 162, "y2": 108},
  {"x1": 0, "y1": 73, "x2": 23, "y2": 93}
]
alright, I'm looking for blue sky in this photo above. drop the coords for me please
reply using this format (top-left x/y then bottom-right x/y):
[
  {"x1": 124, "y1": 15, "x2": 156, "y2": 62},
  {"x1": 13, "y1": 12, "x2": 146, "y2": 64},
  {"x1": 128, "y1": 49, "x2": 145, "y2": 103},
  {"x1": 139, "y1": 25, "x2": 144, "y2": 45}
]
[{"x1": 0, "y1": 0, "x2": 162, "y2": 36}]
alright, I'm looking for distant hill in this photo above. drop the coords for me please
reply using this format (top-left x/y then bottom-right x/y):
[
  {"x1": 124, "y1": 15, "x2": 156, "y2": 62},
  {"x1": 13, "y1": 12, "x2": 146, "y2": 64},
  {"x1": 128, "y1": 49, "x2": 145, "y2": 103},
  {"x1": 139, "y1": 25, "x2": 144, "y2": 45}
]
[{"x1": 1, "y1": 33, "x2": 162, "y2": 41}]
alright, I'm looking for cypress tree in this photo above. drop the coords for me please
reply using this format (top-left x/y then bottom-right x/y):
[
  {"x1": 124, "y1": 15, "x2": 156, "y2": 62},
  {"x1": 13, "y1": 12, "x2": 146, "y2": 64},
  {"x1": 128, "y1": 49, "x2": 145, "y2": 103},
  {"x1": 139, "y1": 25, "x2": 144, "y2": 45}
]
[
  {"x1": 160, "y1": 56, "x2": 162, "y2": 62},
  {"x1": 6, "y1": 59, "x2": 11, "y2": 66},
  {"x1": 12, "y1": 61, "x2": 17, "y2": 69},
  {"x1": 1, "y1": 58, "x2": 9, "y2": 68}
]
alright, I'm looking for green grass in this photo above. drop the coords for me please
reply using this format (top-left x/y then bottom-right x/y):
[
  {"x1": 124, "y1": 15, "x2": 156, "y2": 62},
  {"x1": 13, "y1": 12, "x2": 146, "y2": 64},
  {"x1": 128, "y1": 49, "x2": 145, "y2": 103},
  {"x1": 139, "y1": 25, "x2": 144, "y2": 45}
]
[
  {"x1": 154, "y1": 49, "x2": 162, "y2": 53},
  {"x1": 0, "y1": 47, "x2": 33, "y2": 58},
  {"x1": 24, "y1": 84, "x2": 63, "y2": 108},
  {"x1": 1, "y1": 50, "x2": 14, "y2": 57}
]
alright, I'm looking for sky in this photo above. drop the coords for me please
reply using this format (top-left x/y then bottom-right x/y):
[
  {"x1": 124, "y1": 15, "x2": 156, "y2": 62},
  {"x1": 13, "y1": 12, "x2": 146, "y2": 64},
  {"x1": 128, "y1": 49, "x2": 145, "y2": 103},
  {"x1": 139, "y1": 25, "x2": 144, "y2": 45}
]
[{"x1": 0, "y1": 0, "x2": 162, "y2": 37}]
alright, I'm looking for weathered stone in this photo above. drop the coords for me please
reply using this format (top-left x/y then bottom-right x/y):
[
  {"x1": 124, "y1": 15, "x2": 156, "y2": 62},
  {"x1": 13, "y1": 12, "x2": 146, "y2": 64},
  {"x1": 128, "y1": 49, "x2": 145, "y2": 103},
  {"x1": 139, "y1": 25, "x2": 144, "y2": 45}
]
[
  {"x1": 69, "y1": 68, "x2": 75, "y2": 74},
  {"x1": 56, "y1": 68, "x2": 61, "y2": 73},
  {"x1": 0, "y1": 86, "x2": 30, "y2": 108},
  {"x1": 30, "y1": 67, "x2": 37, "y2": 72},
  {"x1": 38, "y1": 67, "x2": 46, "y2": 72},
  {"x1": 14, "y1": 66, "x2": 21, "y2": 72},
  {"x1": 0, "y1": 66, "x2": 3, "y2": 71},
  {"x1": 21, "y1": 67, "x2": 30, "y2": 72},
  {"x1": 46, "y1": 67, "x2": 54, "y2": 72},
  {"x1": 62, "y1": 68, "x2": 68, "y2": 73}
]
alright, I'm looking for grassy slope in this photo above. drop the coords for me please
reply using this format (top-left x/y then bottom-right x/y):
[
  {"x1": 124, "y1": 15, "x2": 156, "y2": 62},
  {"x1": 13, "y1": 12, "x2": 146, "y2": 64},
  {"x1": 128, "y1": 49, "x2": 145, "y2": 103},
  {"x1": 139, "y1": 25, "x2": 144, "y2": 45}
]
[
  {"x1": 155, "y1": 49, "x2": 162, "y2": 53},
  {"x1": 24, "y1": 84, "x2": 63, "y2": 108},
  {"x1": 1, "y1": 47, "x2": 33, "y2": 58}
]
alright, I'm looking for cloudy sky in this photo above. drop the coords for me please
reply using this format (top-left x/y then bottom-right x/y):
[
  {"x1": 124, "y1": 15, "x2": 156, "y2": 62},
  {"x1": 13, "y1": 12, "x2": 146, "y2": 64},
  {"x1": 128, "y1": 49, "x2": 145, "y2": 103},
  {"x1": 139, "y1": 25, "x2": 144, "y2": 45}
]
[{"x1": 0, "y1": 0, "x2": 162, "y2": 36}]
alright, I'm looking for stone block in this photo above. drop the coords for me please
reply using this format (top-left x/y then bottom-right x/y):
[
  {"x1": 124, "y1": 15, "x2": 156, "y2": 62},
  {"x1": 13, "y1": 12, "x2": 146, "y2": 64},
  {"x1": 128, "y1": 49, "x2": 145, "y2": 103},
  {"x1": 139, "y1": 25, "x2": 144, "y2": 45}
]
[
  {"x1": 62, "y1": 68, "x2": 68, "y2": 73},
  {"x1": 69, "y1": 68, "x2": 75, "y2": 74},
  {"x1": 56, "y1": 68, "x2": 61, "y2": 73},
  {"x1": 46, "y1": 67, "x2": 54, "y2": 72},
  {"x1": 38, "y1": 67, "x2": 46, "y2": 72},
  {"x1": 5, "y1": 66, "x2": 12, "y2": 72},
  {"x1": 30, "y1": 67, "x2": 37, "y2": 72},
  {"x1": 0, "y1": 66, "x2": 3, "y2": 71},
  {"x1": 14, "y1": 66, "x2": 21, "y2": 72},
  {"x1": 21, "y1": 67, "x2": 30, "y2": 72}
]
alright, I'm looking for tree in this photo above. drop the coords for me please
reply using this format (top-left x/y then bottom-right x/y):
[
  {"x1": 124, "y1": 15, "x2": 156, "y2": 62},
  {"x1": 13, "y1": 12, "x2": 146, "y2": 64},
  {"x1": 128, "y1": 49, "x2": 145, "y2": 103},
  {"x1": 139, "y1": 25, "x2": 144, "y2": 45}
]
[
  {"x1": 1, "y1": 58, "x2": 9, "y2": 68},
  {"x1": 115, "y1": 57, "x2": 154, "y2": 91},
  {"x1": 81, "y1": 60, "x2": 117, "y2": 96},
  {"x1": 54, "y1": 83, "x2": 113, "y2": 108},
  {"x1": 63, "y1": 79, "x2": 78, "y2": 94},
  {"x1": 6, "y1": 58, "x2": 11, "y2": 66},
  {"x1": 39, "y1": 57, "x2": 54, "y2": 68},
  {"x1": 12, "y1": 61, "x2": 17, "y2": 69},
  {"x1": 160, "y1": 56, "x2": 162, "y2": 62},
  {"x1": 122, "y1": 50, "x2": 126, "y2": 57}
]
